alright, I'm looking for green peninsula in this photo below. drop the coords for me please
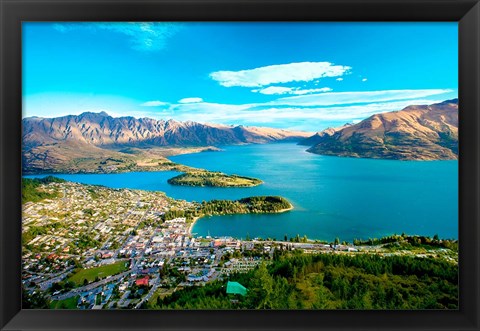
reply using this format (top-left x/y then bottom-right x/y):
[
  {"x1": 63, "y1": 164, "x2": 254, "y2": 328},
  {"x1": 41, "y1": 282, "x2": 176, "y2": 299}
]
[
  {"x1": 199, "y1": 196, "x2": 293, "y2": 215},
  {"x1": 168, "y1": 171, "x2": 262, "y2": 187}
]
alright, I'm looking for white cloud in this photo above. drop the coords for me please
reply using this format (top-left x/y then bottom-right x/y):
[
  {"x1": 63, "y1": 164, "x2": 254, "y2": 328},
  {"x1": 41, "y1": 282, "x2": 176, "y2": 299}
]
[
  {"x1": 134, "y1": 89, "x2": 453, "y2": 127},
  {"x1": 269, "y1": 89, "x2": 453, "y2": 107},
  {"x1": 169, "y1": 102, "x2": 252, "y2": 114},
  {"x1": 141, "y1": 100, "x2": 169, "y2": 107},
  {"x1": 252, "y1": 86, "x2": 293, "y2": 95},
  {"x1": 168, "y1": 99, "x2": 447, "y2": 128},
  {"x1": 210, "y1": 61, "x2": 351, "y2": 87},
  {"x1": 362, "y1": 78, "x2": 368, "y2": 82},
  {"x1": 336, "y1": 78, "x2": 344, "y2": 81},
  {"x1": 178, "y1": 97, "x2": 204, "y2": 104},
  {"x1": 253, "y1": 86, "x2": 332, "y2": 95},
  {"x1": 53, "y1": 22, "x2": 180, "y2": 51}
]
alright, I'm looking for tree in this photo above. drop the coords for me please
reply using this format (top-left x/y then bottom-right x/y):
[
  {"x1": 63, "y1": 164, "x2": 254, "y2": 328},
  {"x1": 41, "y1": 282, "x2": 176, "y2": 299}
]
[
  {"x1": 64, "y1": 281, "x2": 74, "y2": 290},
  {"x1": 334, "y1": 237, "x2": 340, "y2": 246},
  {"x1": 284, "y1": 234, "x2": 288, "y2": 242},
  {"x1": 248, "y1": 263, "x2": 274, "y2": 309},
  {"x1": 22, "y1": 285, "x2": 49, "y2": 309},
  {"x1": 83, "y1": 279, "x2": 88, "y2": 286},
  {"x1": 50, "y1": 282, "x2": 62, "y2": 293}
]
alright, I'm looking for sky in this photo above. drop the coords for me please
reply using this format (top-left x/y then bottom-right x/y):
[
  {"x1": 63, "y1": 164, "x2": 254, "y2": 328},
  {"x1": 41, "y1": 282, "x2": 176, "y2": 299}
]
[{"x1": 23, "y1": 22, "x2": 458, "y2": 132}]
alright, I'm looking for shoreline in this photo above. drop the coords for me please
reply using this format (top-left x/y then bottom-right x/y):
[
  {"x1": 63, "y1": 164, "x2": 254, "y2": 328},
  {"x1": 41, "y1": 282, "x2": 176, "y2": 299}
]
[
  {"x1": 186, "y1": 205, "x2": 293, "y2": 236},
  {"x1": 187, "y1": 217, "x2": 200, "y2": 235},
  {"x1": 275, "y1": 205, "x2": 294, "y2": 213}
]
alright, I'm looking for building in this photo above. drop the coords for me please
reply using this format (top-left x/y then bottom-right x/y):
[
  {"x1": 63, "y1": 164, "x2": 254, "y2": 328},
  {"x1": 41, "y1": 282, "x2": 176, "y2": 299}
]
[
  {"x1": 135, "y1": 276, "x2": 149, "y2": 287},
  {"x1": 226, "y1": 281, "x2": 247, "y2": 296}
]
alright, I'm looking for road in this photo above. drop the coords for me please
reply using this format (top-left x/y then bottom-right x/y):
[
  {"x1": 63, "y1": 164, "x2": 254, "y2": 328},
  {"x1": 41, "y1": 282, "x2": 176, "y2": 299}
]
[
  {"x1": 134, "y1": 275, "x2": 161, "y2": 309},
  {"x1": 114, "y1": 204, "x2": 151, "y2": 259},
  {"x1": 51, "y1": 270, "x2": 131, "y2": 301},
  {"x1": 37, "y1": 266, "x2": 75, "y2": 291}
]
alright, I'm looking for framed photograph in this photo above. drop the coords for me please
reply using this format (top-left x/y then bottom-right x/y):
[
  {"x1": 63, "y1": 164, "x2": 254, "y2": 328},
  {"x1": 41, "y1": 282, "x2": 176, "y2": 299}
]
[{"x1": 1, "y1": 0, "x2": 479, "y2": 330}]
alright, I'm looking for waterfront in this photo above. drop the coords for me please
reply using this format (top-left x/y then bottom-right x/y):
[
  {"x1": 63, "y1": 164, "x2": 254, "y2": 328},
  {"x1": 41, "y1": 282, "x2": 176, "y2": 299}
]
[{"x1": 26, "y1": 143, "x2": 458, "y2": 242}]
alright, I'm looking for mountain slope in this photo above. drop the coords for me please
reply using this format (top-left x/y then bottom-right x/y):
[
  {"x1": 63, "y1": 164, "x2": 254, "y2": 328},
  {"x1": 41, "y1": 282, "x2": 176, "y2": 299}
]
[
  {"x1": 306, "y1": 99, "x2": 458, "y2": 160},
  {"x1": 298, "y1": 123, "x2": 352, "y2": 146}
]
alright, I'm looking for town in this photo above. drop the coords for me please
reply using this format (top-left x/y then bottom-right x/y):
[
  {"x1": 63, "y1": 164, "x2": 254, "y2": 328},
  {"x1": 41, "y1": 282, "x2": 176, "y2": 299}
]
[{"x1": 22, "y1": 180, "x2": 458, "y2": 309}]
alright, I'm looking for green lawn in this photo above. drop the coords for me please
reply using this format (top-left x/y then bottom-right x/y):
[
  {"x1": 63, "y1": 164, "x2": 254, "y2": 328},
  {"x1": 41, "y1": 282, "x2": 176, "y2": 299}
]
[
  {"x1": 148, "y1": 288, "x2": 175, "y2": 307},
  {"x1": 68, "y1": 261, "x2": 128, "y2": 286},
  {"x1": 50, "y1": 295, "x2": 79, "y2": 309}
]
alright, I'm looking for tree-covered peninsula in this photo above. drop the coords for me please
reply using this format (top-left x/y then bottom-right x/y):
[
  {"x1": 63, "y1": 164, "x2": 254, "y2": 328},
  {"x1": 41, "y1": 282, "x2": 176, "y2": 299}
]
[
  {"x1": 162, "y1": 196, "x2": 293, "y2": 221},
  {"x1": 200, "y1": 196, "x2": 292, "y2": 215},
  {"x1": 167, "y1": 171, "x2": 262, "y2": 187}
]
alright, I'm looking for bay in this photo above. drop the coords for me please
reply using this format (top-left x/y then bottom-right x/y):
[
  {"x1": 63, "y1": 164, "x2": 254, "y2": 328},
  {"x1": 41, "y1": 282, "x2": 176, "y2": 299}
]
[{"x1": 26, "y1": 143, "x2": 458, "y2": 242}]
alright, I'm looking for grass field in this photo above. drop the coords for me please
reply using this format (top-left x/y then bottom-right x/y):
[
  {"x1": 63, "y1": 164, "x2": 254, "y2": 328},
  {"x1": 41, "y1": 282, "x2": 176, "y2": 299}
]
[
  {"x1": 50, "y1": 296, "x2": 79, "y2": 309},
  {"x1": 68, "y1": 261, "x2": 128, "y2": 286},
  {"x1": 148, "y1": 288, "x2": 175, "y2": 305}
]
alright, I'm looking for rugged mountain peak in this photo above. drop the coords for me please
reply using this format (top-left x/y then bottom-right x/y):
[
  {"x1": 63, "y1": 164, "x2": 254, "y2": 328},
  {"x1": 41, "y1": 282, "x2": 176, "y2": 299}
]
[{"x1": 306, "y1": 99, "x2": 458, "y2": 160}]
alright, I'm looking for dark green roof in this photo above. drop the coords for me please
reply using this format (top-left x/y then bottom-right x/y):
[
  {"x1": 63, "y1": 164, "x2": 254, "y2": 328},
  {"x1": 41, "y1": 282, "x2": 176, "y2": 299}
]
[{"x1": 226, "y1": 281, "x2": 247, "y2": 296}]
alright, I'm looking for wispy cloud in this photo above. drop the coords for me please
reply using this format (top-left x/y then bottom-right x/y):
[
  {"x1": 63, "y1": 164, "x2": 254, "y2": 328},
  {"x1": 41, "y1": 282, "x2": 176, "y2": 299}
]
[
  {"x1": 362, "y1": 78, "x2": 368, "y2": 82},
  {"x1": 154, "y1": 89, "x2": 455, "y2": 130},
  {"x1": 336, "y1": 78, "x2": 344, "y2": 82},
  {"x1": 53, "y1": 22, "x2": 180, "y2": 51},
  {"x1": 141, "y1": 100, "x2": 169, "y2": 107},
  {"x1": 209, "y1": 62, "x2": 351, "y2": 87},
  {"x1": 169, "y1": 101, "x2": 252, "y2": 114},
  {"x1": 269, "y1": 89, "x2": 452, "y2": 107},
  {"x1": 167, "y1": 99, "x2": 447, "y2": 131},
  {"x1": 178, "y1": 97, "x2": 203, "y2": 104},
  {"x1": 252, "y1": 86, "x2": 332, "y2": 95}
]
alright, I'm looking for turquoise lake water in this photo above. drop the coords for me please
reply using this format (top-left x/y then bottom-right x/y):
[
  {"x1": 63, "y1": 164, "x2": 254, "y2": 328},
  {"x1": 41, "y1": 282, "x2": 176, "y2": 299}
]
[{"x1": 25, "y1": 143, "x2": 458, "y2": 242}]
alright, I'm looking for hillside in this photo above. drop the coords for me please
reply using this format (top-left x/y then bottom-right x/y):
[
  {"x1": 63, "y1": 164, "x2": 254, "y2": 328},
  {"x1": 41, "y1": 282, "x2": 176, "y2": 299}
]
[
  {"x1": 306, "y1": 99, "x2": 458, "y2": 160},
  {"x1": 298, "y1": 123, "x2": 352, "y2": 146}
]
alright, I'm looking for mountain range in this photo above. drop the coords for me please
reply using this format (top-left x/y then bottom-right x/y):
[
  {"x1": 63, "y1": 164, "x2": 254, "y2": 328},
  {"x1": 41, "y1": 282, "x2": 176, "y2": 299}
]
[
  {"x1": 23, "y1": 111, "x2": 311, "y2": 149},
  {"x1": 302, "y1": 99, "x2": 458, "y2": 160},
  {"x1": 22, "y1": 99, "x2": 459, "y2": 173},
  {"x1": 22, "y1": 112, "x2": 311, "y2": 173}
]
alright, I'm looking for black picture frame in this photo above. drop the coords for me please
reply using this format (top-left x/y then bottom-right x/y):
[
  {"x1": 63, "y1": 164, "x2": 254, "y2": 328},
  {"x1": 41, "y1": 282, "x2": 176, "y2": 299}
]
[{"x1": 1, "y1": 0, "x2": 479, "y2": 330}]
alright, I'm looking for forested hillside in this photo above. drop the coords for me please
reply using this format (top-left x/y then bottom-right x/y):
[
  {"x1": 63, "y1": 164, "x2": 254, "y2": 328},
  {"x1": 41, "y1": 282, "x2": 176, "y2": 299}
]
[{"x1": 148, "y1": 251, "x2": 458, "y2": 309}]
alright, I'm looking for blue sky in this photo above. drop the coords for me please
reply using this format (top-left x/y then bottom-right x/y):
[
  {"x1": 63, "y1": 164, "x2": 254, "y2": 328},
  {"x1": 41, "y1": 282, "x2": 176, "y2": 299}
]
[{"x1": 23, "y1": 22, "x2": 458, "y2": 131}]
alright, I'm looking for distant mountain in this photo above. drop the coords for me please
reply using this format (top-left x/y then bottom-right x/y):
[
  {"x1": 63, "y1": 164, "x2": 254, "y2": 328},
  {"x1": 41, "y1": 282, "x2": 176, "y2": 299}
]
[
  {"x1": 306, "y1": 99, "x2": 458, "y2": 160},
  {"x1": 298, "y1": 123, "x2": 352, "y2": 146},
  {"x1": 23, "y1": 112, "x2": 311, "y2": 148},
  {"x1": 22, "y1": 112, "x2": 312, "y2": 173}
]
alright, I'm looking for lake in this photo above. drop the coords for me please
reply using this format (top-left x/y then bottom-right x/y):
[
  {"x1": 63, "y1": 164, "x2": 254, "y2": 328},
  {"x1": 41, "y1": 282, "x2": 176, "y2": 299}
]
[{"x1": 25, "y1": 143, "x2": 458, "y2": 242}]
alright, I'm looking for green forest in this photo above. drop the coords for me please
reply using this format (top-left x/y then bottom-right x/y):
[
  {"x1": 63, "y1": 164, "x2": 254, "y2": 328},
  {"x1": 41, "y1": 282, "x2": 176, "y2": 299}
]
[
  {"x1": 148, "y1": 251, "x2": 458, "y2": 310},
  {"x1": 22, "y1": 176, "x2": 65, "y2": 203}
]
